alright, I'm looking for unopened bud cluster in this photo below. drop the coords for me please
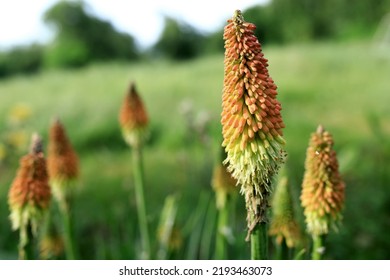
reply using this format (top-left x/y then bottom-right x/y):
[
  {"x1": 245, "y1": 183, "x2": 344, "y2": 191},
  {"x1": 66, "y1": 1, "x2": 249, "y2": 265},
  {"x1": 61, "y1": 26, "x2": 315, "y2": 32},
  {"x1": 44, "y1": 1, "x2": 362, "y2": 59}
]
[
  {"x1": 47, "y1": 119, "x2": 79, "y2": 204},
  {"x1": 119, "y1": 83, "x2": 149, "y2": 148},
  {"x1": 301, "y1": 126, "x2": 345, "y2": 236}
]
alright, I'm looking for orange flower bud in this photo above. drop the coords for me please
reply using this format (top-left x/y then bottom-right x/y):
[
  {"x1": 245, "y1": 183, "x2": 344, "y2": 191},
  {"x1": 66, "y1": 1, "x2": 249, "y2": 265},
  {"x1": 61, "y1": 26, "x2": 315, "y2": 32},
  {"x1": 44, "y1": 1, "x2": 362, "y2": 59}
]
[
  {"x1": 119, "y1": 82, "x2": 149, "y2": 148},
  {"x1": 47, "y1": 118, "x2": 79, "y2": 204}
]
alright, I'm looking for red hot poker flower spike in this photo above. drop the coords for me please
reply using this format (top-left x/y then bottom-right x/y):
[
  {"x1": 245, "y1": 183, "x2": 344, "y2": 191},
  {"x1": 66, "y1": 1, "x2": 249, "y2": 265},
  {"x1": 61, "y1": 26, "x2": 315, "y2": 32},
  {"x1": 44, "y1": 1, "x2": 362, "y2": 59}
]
[
  {"x1": 47, "y1": 118, "x2": 79, "y2": 204},
  {"x1": 119, "y1": 82, "x2": 149, "y2": 148},
  {"x1": 221, "y1": 10, "x2": 286, "y2": 233},
  {"x1": 8, "y1": 133, "x2": 51, "y2": 248},
  {"x1": 301, "y1": 125, "x2": 345, "y2": 236}
]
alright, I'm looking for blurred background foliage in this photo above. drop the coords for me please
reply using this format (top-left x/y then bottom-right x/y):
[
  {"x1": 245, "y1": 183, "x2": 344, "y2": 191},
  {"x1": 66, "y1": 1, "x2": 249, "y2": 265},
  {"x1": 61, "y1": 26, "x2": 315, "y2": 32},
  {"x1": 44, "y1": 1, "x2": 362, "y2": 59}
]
[
  {"x1": 152, "y1": 16, "x2": 206, "y2": 60},
  {"x1": 1, "y1": 0, "x2": 390, "y2": 77},
  {"x1": 0, "y1": 0, "x2": 390, "y2": 260},
  {"x1": 43, "y1": 1, "x2": 139, "y2": 67}
]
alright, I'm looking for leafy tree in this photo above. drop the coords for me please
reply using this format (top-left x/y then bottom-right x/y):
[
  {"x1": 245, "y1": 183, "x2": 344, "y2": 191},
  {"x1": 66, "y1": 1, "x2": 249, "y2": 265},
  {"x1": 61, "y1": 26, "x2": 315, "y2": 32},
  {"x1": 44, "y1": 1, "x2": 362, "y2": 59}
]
[
  {"x1": 241, "y1": 5, "x2": 284, "y2": 44},
  {"x1": 44, "y1": 1, "x2": 138, "y2": 67},
  {"x1": 202, "y1": 29, "x2": 224, "y2": 54},
  {"x1": 0, "y1": 44, "x2": 43, "y2": 78},
  {"x1": 153, "y1": 16, "x2": 205, "y2": 60}
]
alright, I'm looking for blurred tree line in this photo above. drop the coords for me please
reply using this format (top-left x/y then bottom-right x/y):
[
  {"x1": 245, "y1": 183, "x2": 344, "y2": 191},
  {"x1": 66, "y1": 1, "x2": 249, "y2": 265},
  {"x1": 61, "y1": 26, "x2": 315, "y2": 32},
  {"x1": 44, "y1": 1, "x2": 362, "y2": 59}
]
[
  {"x1": 1, "y1": 0, "x2": 389, "y2": 78},
  {"x1": 0, "y1": 1, "x2": 138, "y2": 77}
]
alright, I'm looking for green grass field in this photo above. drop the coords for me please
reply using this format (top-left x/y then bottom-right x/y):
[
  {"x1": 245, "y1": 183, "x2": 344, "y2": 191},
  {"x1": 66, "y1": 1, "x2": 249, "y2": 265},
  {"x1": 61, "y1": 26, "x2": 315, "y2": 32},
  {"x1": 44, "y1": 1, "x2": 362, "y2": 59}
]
[{"x1": 0, "y1": 41, "x2": 389, "y2": 259}]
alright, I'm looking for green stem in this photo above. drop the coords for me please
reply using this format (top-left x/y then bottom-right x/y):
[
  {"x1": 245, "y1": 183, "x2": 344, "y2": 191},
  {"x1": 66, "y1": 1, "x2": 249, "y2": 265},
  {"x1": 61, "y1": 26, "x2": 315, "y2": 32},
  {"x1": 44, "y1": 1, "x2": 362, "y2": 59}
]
[
  {"x1": 251, "y1": 222, "x2": 268, "y2": 260},
  {"x1": 60, "y1": 200, "x2": 77, "y2": 260},
  {"x1": 215, "y1": 194, "x2": 229, "y2": 259},
  {"x1": 132, "y1": 146, "x2": 150, "y2": 259},
  {"x1": 312, "y1": 234, "x2": 324, "y2": 260},
  {"x1": 19, "y1": 224, "x2": 35, "y2": 260},
  {"x1": 275, "y1": 240, "x2": 289, "y2": 260}
]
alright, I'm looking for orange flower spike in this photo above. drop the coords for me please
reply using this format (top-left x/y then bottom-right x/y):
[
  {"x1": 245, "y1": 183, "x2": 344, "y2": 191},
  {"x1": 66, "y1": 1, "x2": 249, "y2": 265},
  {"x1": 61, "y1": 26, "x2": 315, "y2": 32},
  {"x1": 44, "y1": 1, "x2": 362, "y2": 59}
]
[
  {"x1": 8, "y1": 134, "x2": 51, "y2": 242},
  {"x1": 301, "y1": 125, "x2": 345, "y2": 236},
  {"x1": 47, "y1": 118, "x2": 79, "y2": 204},
  {"x1": 119, "y1": 82, "x2": 149, "y2": 148},
  {"x1": 221, "y1": 10, "x2": 286, "y2": 230}
]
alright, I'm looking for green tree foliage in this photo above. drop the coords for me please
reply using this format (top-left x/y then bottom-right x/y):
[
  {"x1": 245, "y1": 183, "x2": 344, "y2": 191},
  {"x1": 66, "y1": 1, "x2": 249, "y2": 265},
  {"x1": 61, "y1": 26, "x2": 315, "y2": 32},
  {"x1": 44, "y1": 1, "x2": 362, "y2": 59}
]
[
  {"x1": 0, "y1": 44, "x2": 44, "y2": 78},
  {"x1": 202, "y1": 29, "x2": 224, "y2": 54},
  {"x1": 240, "y1": 5, "x2": 284, "y2": 44},
  {"x1": 202, "y1": 0, "x2": 390, "y2": 52},
  {"x1": 153, "y1": 16, "x2": 205, "y2": 60},
  {"x1": 44, "y1": 1, "x2": 138, "y2": 68},
  {"x1": 267, "y1": 0, "x2": 390, "y2": 41}
]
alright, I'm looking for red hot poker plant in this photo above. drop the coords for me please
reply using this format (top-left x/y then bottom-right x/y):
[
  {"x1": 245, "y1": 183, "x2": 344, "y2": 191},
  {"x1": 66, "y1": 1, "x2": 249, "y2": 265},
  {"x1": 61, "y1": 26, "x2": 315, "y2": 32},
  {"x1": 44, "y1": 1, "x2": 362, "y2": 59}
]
[
  {"x1": 119, "y1": 82, "x2": 149, "y2": 149},
  {"x1": 221, "y1": 10, "x2": 286, "y2": 238},
  {"x1": 8, "y1": 133, "x2": 51, "y2": 259},
  {"x1": 47, "y1": 118, "x2": 79, "y2": 205},
  {"x1": 269, "y1": 175, "x2": 302, "y2": 250},
  {"x1": 47, "y1": 118, "x2": 79, "y2": 259},
  {"x1": 301, "y1": 125, "x2": 345, "y2": 236},
  {"x1": 119, "y1": 82, "x2": 151, "y2": 259}
]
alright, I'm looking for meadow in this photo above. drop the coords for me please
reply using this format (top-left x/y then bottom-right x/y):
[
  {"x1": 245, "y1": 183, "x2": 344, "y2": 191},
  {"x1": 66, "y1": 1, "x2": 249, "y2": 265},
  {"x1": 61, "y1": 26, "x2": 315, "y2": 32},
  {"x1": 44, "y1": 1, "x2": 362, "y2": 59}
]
[{"x1": 0, "y1": 40, "x2": 389, "y2": 259}]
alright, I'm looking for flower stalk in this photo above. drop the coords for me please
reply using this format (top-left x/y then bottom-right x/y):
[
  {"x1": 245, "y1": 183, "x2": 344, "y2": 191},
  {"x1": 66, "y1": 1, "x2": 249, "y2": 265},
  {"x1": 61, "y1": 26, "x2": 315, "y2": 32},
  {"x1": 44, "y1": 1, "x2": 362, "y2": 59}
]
[
  {"x1": 221, "y1": 10, "x2": 286, "y2": 259},
  {"x1": 39, "y1": 209, "x2": 64, "y2": 259},
  {"x1": 211, "y1": 148, "x2": 237, "y2": 259},
  {"x1": 119, "y1": 82, "x2": 150, "y2": 259}
]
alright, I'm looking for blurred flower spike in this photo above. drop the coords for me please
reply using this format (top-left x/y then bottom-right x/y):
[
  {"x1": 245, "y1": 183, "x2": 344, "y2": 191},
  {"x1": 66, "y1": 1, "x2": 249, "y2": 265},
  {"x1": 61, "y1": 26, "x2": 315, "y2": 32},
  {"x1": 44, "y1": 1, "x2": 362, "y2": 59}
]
[
  {"x1": 301, "y1": 125, "x2": 345, "y2": 236},
  {"x1": 47, "y1": 118, "x2": 79, "y2": 205},
  {"x1": 221, "y1": 10, "x2": 286, "y2": 231},
  {"x1": 119, "y1": 82, "x2": 149, "y2": 148},
  {"x1": 8, "y1": 133, "x2": 51, "y2": 247},
  {"x1": 269, "y1": 175, "x2": 302, "y2": 248},
  {"x1": 212, "y1": 148, "x2": 237, "y2": 209}
]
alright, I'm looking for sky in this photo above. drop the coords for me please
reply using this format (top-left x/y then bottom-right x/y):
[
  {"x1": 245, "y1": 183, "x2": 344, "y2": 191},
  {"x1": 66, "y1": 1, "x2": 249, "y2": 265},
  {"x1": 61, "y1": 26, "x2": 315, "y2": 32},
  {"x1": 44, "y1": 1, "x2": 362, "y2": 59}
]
[{"x1": 0, "y1": 0, "x2": 266, "y2": 50}]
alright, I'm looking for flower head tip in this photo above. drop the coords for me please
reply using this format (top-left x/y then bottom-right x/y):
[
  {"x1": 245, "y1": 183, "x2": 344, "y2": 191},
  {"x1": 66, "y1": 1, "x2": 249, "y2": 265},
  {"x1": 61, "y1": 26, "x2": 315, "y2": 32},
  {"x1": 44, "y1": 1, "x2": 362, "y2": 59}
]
[{"x1": 119, "y1": 82, "x2": 149, "y2": 148}]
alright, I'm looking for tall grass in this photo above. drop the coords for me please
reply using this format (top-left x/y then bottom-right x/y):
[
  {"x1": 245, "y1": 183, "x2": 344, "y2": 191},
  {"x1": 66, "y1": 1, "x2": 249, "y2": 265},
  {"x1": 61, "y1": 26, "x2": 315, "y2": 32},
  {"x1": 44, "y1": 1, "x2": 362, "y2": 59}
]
[{"x1": 0, "y1": 41, "x2": 389, "y2": 259}]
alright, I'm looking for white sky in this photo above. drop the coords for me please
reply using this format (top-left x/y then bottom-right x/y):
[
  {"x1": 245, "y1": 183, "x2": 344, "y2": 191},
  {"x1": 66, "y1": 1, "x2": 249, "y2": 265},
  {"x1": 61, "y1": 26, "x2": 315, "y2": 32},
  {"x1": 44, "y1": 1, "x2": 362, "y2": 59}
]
[{"x1": 0, "y1": 0, "x2": 266, "y2": 50}]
